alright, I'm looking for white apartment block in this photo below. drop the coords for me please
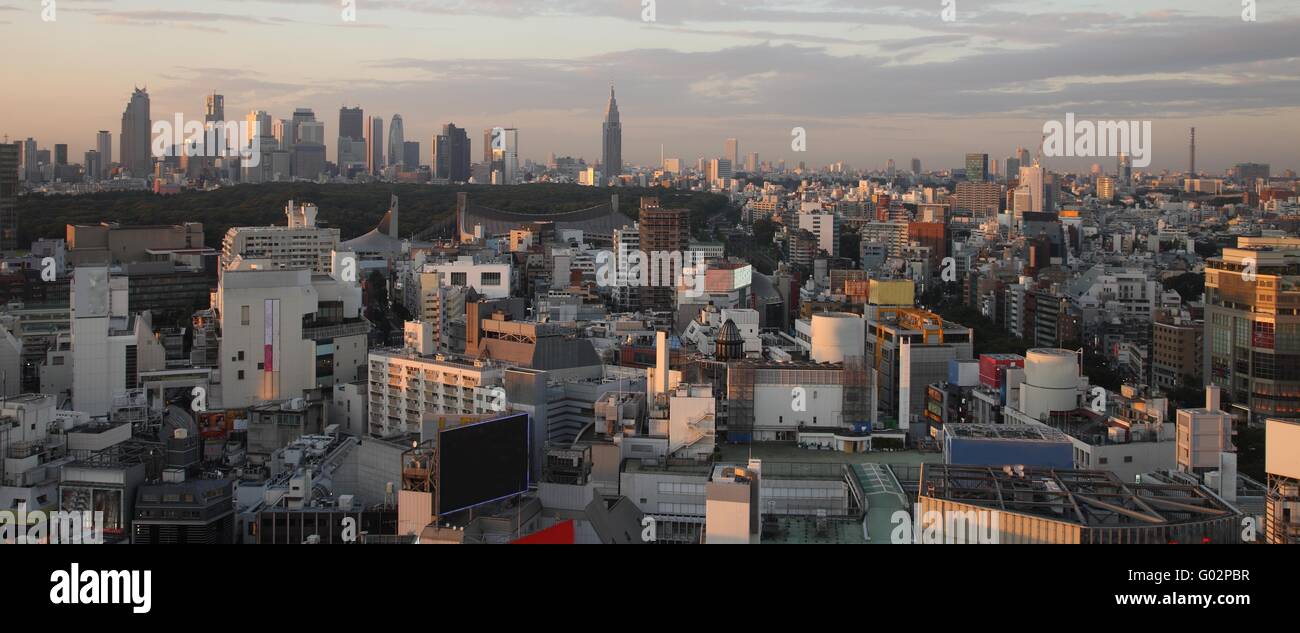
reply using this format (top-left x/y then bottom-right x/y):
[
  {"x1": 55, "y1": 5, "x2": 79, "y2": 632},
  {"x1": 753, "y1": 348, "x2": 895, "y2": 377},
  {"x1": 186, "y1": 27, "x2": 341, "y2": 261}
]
[
  {"x1": 70, "y1": 267, "x2": 166, "y2": 418},
  {"x1": 798, "y1": 212, "x2": 840, "y2": 257},
  {"x1": 419, "y1": 256, "x2": 511, "y2": 300},
  {"x1": 221, "y1": 201, "x2": 342, "y2": 274},
  {"x1": 366, "y1": 351, "x2": 506, "y2": 437}
]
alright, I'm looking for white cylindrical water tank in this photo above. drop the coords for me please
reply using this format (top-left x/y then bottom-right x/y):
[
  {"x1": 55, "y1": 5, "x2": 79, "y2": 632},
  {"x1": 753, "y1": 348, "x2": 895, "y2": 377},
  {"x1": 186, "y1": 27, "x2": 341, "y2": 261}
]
[
  {"x1": 810, "y1": 312, "x2": 866, "y2": 364},
  {"x1": 1020, "y1": 348, "x2": 1080, "y2": 420}
]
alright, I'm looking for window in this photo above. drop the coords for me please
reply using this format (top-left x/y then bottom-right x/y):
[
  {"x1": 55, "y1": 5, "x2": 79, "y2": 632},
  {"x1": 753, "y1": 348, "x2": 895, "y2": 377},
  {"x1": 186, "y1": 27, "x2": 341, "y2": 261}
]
[
  {"x1": 238, "y1": 350, "x2": 245, "y2": 361},
  {"x1": 1123, "y1": 456, "x2": 1133, "y2": 463},
  {"x1": 238, "y1": 370, "x2": 245, "y2": 380},
  {"x1": 450, "y1": 272, "x2": 468, "y2": 286},
  {"x1": 481, "y1": 272, "x2": 502, "y2": 286},
  {"x1": 241, "y1": 305, "x2": 250, "y2": 326}
]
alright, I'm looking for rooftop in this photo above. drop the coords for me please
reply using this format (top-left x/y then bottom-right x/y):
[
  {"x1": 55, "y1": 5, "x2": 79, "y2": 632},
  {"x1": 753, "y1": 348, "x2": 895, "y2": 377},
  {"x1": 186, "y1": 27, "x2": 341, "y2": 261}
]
[
  {"x1": 920, "y1": 464, "x2": 1238, "y2": 528},
  {"x1": 946, "y1": 424, "x2": 1070, "y2": 443}
]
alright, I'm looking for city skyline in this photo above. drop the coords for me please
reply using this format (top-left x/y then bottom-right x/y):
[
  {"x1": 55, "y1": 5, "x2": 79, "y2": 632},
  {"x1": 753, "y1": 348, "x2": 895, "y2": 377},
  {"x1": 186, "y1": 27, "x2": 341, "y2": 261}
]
[{"x1": 1, "y1": 0, "x2": 1297, "y2": 172}]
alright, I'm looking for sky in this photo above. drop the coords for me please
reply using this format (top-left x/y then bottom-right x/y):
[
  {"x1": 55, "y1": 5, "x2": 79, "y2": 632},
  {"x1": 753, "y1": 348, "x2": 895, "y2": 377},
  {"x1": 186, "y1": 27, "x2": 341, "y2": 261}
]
[{"x1": 1, "y1": 0, "x2": 1298, "y2": 174}]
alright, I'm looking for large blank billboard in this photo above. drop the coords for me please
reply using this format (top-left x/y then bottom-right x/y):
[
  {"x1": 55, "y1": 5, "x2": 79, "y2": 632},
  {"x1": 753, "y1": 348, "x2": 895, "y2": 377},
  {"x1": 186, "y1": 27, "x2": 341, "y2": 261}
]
[
  {"x1": 437, "y1": 413, "x2": 530, "y2": 515},
  {"x1": 1266, "y1": 418, "x2": 1300, "y2": 480}
]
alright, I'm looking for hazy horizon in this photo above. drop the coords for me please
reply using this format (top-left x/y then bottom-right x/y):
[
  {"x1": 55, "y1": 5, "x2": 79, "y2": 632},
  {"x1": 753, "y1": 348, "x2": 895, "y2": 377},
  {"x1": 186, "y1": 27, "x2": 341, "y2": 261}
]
[{"x1": 2, "y1": 0, "x2": 1298, "y2": 174}]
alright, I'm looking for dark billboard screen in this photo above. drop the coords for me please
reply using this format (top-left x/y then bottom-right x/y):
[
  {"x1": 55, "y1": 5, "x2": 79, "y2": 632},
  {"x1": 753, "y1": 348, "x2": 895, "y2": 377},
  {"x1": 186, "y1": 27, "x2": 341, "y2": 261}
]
[{"x1": 437, "y1": 413, "x2": 530, "y2": 515}]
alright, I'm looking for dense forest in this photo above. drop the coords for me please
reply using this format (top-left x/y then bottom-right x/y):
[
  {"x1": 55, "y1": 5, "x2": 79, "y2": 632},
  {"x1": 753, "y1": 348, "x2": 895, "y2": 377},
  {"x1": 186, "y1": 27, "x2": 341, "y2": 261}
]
[{"x1": 16, "y1": 183, "x2": 730, "y2": 249}]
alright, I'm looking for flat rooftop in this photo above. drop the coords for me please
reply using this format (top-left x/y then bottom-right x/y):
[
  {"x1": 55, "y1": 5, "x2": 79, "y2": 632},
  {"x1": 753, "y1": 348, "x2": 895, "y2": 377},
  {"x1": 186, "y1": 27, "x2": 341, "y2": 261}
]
[
  {"x1": 946, "y1": 424, "x2": 1070, "y2": 442},
  {"x1": 721, "y1": 443, "x2": 943, "y2": 467},
  {"x1": 920, "y1": 464, "x2": 1239, "y2": 528},
  {"x1": 763, "y1": 516, "x2": 866, "y2": 545}
]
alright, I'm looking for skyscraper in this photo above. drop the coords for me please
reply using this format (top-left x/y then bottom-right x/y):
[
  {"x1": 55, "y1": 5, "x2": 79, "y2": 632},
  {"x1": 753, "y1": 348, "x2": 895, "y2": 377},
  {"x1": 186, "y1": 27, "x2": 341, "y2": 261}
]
[
  {"x1": 403, "y1": 142, "x2": 420, "y2": 170},
  {"x1": 292, "y1": 108, "x2": 317, "y2": 146},
  {"x1": 602, "y1": 86, "x2": 622, "y2": 182},
  {"x1": 205, "y1": 92, "x2": 225, "y2": 123},
  {"x1": 0, "y1": 142, "x2": 18, "y2": 251},
  {"x1": 499, "y1": 128, "x2": 519, "y2": 184},
  {"x1": 21, "y1": 138, "x2": 38, "y2": 183},
  {"x1": 388, "y1": 115, "x2": 405, "y2": 170},
  {"x1": 725, "y1": 138, "x2": 739, "y2": 171},
  {"x1": 338, "y1": 107, "x2": 364, "y2": 142},
  {"x1": 84, "y1": 151, "x2": 102, "y2": 183},
  {"x1": 120, "y1": 87, "x2": 151, "y2": 176},
  {"x1": 1005, "y1": 156, "x2": 1020, "y2": 183},
  {"x1": 911, "y1": 158, "x2": 922, "y2": 174},
  {"x1": 96, "y1": 130, "x2": 112, "y2": 179},
  {"x1": 338, "y1": 106, "x2": 364, "y2": 170},
  {"x1": 244, "y1": 110, "x2": 276, "y2": 183},
  {"x1": 965, "y1": 153, "x2": 988, "y2": 182},
  {"x1": 366, "y1": 116, "x2": 384, "y2": 175},
  {"x1": 433, "y1": 123, "x2": 470, "y2": 182}
]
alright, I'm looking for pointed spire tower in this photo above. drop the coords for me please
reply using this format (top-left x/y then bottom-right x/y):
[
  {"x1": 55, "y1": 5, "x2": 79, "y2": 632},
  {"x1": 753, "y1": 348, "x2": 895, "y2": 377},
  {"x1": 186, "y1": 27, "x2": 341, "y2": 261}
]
[{"x1": 602, "y1": 85, "x2": 623, "y2": 181}]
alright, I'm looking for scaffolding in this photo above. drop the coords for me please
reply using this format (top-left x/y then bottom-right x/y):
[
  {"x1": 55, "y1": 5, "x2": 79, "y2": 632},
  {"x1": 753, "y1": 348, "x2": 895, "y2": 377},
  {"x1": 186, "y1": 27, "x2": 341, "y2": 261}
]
[{"x1": 1266, "y1": 474, "x2": 1300, "y2": 544}]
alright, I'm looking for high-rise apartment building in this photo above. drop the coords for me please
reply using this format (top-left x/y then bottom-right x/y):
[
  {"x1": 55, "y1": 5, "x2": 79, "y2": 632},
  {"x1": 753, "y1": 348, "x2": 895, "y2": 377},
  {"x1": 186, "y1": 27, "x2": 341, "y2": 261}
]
[
  {"x1": 637, "y1": 198, "x2": 690, "y2": 313},
  {"x1": 725, "y1": 138, "x2": 739, "y2": 171},
  {"x1": 954, "y1": 181, "x2": 1001, "y2": 217},
  {"x1": 1096, "y1": 176, "x2": 1116, "y2": 202}
]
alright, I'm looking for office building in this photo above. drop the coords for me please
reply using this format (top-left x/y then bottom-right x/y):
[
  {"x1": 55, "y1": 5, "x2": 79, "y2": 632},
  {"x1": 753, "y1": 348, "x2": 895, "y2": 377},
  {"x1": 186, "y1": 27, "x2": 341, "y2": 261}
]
[
  {"x1": 120, "y1": 87, "x2": 151, "y2": 176},
  {"x1": 215, "y1": 252, "x2": 363, "y2": 409},
  {"x1": 602, "y1": 86, "x2": 622, "y2": 180},
  {"x1": 965, "y1": 153, "x2": 988, "y2": 182},
  {"x1": 867, "y1": 309, "x2": 973, "y2": 428},
  {"x1": 96, "y1": 130, "x2": 112, "y2": 178},
  {"x1": 433, "y1": 123, "x2": 470, "y2": 182},
  {"x1": 725, "y1": 139, "x2": 739, "y2": 171},
  {"x1": 388, "y1": 114, "x2": 405, "y2": 169},
  {"x1": 366, "y1": 116, "x2": 384, "y2": 175},
  {"x1": 1204, "y1": 237, "x2": 1300, "y2": 421},
  {"x1": 403, "y1": 141, "x2": 420, "y2": 170},
  {"x1": 67, "y1": 221, "x2": 205, "y2": 266}
]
